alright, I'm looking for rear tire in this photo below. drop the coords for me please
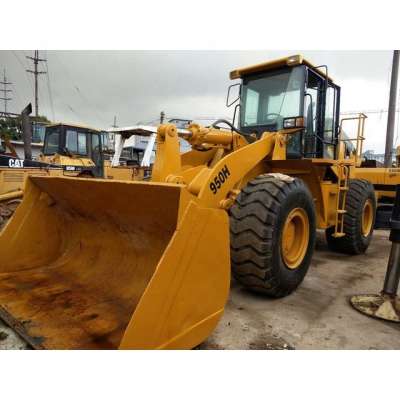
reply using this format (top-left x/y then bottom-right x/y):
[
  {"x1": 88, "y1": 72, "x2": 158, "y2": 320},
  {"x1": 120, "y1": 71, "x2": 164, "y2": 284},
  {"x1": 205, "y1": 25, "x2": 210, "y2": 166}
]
[
  {"x1": 325, "y1": 179, "x2": 376, "y2": 254},
  {"x1": 230, "y1": 174, "x2": 316, "y2": 298}
]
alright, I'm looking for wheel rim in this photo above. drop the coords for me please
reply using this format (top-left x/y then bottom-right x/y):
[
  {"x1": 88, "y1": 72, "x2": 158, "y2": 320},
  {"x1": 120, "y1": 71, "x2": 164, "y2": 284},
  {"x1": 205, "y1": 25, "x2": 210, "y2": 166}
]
[
  {"x1": 362, "y1": 199, "x2": 373, "y2": 237},
  {"x1": 281, "y1": 208, "x2": 309, "y2": 270}
]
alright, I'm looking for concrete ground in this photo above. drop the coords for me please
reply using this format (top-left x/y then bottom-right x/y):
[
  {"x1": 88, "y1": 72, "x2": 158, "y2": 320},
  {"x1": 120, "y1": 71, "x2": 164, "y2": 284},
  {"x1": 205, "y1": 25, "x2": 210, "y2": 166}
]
[
  {"x1": 200, "y1": 229, "x2": 400, "y2": 350},
  {"x1": 1, "y1": 230, "x2": 399, "y2": 350}
]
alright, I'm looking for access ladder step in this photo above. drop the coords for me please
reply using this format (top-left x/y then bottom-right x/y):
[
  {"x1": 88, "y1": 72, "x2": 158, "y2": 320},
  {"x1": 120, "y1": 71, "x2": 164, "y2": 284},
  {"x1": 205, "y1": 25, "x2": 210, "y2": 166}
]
[
  {"x1": 332, "y1": 232, "x2": 346, "y2": 238},
  {"x1": 337, "y1": 210, "x2": 347, "y2": 214},
  {"x1": 339, "y1": 187, "x2": 349, "y2": 191}
]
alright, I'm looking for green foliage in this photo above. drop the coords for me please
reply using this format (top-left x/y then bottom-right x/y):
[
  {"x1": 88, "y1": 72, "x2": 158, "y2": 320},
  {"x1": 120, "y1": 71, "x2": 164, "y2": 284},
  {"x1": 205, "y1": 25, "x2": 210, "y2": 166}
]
[
  {"x1": 32, "y1": 115, "x2": 51, "y2": 124},
  {"x1": 0, "y1": 115, "x2": 50, "y2": 141},
  {"x1": 0, "y1": 117, "x2": 21, "y2": 140}
]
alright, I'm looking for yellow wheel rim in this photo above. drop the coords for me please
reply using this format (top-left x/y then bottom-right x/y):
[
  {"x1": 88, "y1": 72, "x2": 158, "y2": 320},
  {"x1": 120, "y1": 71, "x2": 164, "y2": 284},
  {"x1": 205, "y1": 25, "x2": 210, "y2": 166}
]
[
  {"x1": 362, "y1": 199, "x2": 373, "y2": 237},
  {"x1": 281, "y1": 208, "x2": 309, "y2": 270}
]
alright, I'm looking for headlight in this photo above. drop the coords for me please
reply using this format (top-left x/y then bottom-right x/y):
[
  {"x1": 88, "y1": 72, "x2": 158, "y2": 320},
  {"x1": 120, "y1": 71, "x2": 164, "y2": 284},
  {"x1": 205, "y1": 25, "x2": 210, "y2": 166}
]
[
  {"x1": 283, "y1": 118, "x2": 296, "y2": 129},
  {"x1": 283, "y1": 117, "x2": 305, "y2": 129}
]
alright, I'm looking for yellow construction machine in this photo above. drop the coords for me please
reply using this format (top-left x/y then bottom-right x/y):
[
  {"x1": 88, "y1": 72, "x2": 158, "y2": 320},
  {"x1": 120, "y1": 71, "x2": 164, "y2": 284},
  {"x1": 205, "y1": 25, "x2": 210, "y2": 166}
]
[
  {"x1": 39, "y1": 122, "x2": 152, "y2": 180},
  {"x1": 0, "y1": 122, "x2": 154, "y2": 229},
  {"x1": 0, "y1": 55, "x2": 377, "y2": 349},
  {"x1": 336, "y1": 114, "x2": 400, "y2": 227},
  {"x1": 0, "y1": 127, "x2": 64, "y2": 229},
  {"x1": 0, "y1": 154, "x2": 64, "y2": 229}
]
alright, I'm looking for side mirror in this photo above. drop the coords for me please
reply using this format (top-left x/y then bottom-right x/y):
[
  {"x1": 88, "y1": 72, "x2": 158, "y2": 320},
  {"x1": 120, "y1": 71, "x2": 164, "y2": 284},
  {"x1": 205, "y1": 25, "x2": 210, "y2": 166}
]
[{"x1": 226, "y1": 83, "x2": 241, "y2": 107}]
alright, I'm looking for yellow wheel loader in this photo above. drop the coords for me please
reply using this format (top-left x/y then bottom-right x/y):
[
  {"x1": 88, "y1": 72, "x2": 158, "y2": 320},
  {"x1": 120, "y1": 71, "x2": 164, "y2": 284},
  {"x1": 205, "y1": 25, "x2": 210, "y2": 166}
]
[
  {"x1": 336, "y1": 113, "x2": 400, "y2": 228},
  {"x1": 0, "y1": 55, "x2": 377, "y2": 349}
]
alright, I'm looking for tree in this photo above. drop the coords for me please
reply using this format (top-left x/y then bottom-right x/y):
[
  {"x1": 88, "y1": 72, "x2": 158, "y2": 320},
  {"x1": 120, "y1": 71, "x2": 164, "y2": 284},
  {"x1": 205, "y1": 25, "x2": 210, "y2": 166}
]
[{"x1": 0, "y1": 114, "x2": 51, "y2": 141}]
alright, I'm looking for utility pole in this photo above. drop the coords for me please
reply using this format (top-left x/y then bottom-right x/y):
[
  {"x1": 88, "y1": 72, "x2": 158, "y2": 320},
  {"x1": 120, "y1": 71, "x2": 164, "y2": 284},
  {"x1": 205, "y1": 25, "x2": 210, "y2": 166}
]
[
  {"x1": 384, "y1": 50, "x2": 400, "y2": 168},
  {"x1": 0, "y1": 69, "x2": 12, "y2": 114},
  {"x1": 26, "y1": 50, "x2": 47, "y2": 117},
  {"x1": 112, "y1": 115, "x2": 118, "y2": 128}
]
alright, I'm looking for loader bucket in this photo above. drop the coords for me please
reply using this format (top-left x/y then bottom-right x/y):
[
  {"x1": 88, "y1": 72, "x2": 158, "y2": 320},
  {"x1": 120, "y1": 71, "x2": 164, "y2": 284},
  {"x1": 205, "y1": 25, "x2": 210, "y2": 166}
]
[{"x1": 0, "y1": 176, "x2": 230, "y2": 349}]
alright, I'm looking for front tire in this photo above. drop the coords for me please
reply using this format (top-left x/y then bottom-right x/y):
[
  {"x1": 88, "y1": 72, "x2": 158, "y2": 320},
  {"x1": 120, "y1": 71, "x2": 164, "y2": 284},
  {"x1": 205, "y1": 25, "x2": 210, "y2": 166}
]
[
  {"x1": 326, "y1": 179, "x2": 376, "y2": 254},
  {"x1": 230, "y1": 174, "x2": 316, "y2": 298}
]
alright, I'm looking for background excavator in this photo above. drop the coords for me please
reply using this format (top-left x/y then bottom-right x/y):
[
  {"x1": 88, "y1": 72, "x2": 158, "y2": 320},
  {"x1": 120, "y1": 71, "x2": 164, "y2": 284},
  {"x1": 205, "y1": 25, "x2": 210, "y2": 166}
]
[{"x1": 0, "y1": 54, "x2": 381, "y2": 349}]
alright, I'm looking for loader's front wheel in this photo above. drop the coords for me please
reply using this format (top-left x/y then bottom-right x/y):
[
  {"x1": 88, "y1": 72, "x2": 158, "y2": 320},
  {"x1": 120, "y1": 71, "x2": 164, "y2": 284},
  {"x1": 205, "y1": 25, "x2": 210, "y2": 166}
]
[
  {"x1": 230, "y1": 174, "x2": 316, "y2": 298},
  {"x1": 325, "y1": 179, "x2": 376, "y2": 254}
]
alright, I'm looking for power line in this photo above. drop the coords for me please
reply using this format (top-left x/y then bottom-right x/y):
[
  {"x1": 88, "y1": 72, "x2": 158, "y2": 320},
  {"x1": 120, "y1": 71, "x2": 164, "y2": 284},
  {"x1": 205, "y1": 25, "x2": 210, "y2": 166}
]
[
  {"x1": 9, "y1": 80, "x2": 23, "y2": 112},
  {"x1": 136, "y1": 116, "x2": 163, "y2": 125},
  {"x1": 0, "y1": 69, "x2": 12, "y2": 114},
  {"x1": 52, "y1": 52, "x2": 108, "y2": 127},
  {"x1": 26, "y1": 50, "x2": 47, "y2": 116},
  {"x1": 73, "y1": 84, "x2": 106, "y2": 125},
  {"x1": 166, "y1": 115, "x2": 233, "y2": 121},
  {"x1": 12, "y1": 50, "x2": 35, "y2": 97},
  {"x1": 65, "y1": 103, "x2": 83, "y2": 120},
  {"x1": 341, "y1": 108, "x2": 400, "y2": 115},
  {"x1": 43, "y1": 51, "x2": 55, "y2": 121}
]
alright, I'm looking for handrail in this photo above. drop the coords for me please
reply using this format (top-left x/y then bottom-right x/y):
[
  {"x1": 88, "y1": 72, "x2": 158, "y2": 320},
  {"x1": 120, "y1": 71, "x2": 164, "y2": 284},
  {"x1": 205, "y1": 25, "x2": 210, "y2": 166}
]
[{"x1": 338, "y1": 113, "x2": 367, "y2": 164}]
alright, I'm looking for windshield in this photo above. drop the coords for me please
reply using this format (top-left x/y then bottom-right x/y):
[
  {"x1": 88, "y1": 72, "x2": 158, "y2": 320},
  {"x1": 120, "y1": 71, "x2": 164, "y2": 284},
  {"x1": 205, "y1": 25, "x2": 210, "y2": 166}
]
[
  {"x1": 43, "y1": 127, "x2": 61, "y2": 155},
  {"x1": 240, "y1": 66, "x2": 304, "y2": 131}
]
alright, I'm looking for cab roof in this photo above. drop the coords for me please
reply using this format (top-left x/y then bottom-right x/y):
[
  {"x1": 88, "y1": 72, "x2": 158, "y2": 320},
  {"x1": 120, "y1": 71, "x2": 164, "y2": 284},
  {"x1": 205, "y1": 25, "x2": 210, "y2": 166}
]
[
  {"x1": 46, "y1": 122, "x2": 102, "y2": 133},
  {"x1": 230, "y1": 54, "x2": 333, "y2": 82}
]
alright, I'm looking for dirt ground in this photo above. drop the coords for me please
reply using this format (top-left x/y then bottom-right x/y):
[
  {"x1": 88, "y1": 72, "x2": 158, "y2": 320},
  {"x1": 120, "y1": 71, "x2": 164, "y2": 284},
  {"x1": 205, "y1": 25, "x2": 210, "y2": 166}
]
[{"x1": 1, "y1": 230, "x2": 399, "y2": 350}]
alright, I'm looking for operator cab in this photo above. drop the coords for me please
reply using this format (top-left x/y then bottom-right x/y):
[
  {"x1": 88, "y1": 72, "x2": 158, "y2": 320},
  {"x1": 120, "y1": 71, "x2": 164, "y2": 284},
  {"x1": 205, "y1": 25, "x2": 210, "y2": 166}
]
[
  {"x1": 229, "y1": 55, "x2": 341, "y2": 159},
  {"x1": 42, "y1": 123, "x2": 104, "y2": 177}
]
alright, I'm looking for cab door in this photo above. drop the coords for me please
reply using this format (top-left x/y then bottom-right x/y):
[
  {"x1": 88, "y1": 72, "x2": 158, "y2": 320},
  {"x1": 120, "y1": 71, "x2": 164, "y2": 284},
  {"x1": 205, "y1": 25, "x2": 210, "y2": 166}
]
[
  {"x1": 303, "y1": 69, "x2": 325, "y2": 158},
  {"x1": 303, "y1": 68, "x2": 340, "y2": 159},
  {"x1": 90, "y1": 133, "x2": 104, "y2": 178}
]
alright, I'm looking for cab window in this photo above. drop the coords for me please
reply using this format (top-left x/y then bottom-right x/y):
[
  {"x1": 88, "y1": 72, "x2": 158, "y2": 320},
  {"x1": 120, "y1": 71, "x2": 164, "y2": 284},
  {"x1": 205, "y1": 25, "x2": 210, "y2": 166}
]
[
  {"x1": 65, "y1": 130, "x2": 88, "y2": 155},
  {"x1": 324, "y1": 85, "x2": 337, "y2": 143},
  {"x1": 78, "y1": 133, "x2": 87, "y2": 155},
  {"x1": 66, "y1": 130, "x2": 78, "y2": 153},
  {"x1": 240, "y1": 66, "x2": 303, "y2": 131},
  {"x1": 243, "y1": 88, "x2": 260, "y2": 126},
  {"x1": 44, "y1": 128, "x2": 61, "y2": 155}
]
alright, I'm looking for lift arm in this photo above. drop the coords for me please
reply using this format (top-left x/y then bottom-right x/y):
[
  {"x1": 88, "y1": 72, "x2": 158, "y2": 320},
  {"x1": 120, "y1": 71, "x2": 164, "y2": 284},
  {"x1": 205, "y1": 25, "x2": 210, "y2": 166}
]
[{"x1": 151, "y1": 123, "x2": 298, "y2": 209}]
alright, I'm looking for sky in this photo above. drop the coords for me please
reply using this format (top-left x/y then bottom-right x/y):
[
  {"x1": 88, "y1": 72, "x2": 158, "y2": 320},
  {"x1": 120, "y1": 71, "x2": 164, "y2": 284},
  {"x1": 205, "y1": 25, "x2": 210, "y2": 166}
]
[{"x1": 0, "y1": 50, "x2": 398, "y2": 153}]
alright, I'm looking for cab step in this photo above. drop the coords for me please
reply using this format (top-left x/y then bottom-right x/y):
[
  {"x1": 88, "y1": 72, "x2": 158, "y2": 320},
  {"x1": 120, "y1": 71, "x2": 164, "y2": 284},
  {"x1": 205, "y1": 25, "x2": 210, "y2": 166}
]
[{"x1": 332, "y1": 232, "x2": 346, "y2": 238}]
